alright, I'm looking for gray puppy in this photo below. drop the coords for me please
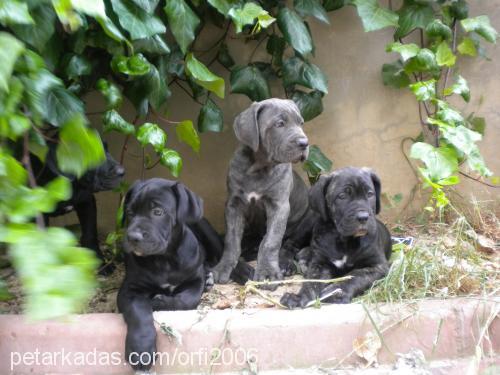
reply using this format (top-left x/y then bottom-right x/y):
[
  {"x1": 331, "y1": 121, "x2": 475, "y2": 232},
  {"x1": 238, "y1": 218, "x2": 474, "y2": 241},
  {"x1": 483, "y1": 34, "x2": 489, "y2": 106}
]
[
  {"x1": 281, "y1": 167, "x2": 392, "y2": 307},
  {"x1": 212, "y1": 99, "x2": 316, "y2": 283}
]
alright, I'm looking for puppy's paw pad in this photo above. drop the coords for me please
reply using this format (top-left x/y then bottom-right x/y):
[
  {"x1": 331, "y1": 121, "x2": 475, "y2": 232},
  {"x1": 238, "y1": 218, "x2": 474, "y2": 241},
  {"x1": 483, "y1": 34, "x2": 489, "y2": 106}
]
[
  {"x1": 204, "y1": 271, "x2": 215, "y2": 291},
  {"x1": 211, "y1": 268, "x2": 232, "y2": 284}
]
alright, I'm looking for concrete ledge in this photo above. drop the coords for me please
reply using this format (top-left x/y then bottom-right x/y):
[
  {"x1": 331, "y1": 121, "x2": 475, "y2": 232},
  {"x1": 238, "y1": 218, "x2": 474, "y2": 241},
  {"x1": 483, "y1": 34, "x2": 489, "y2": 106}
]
[{"x1": 0, "y1": 298, "x2": 498, "y2": 374}]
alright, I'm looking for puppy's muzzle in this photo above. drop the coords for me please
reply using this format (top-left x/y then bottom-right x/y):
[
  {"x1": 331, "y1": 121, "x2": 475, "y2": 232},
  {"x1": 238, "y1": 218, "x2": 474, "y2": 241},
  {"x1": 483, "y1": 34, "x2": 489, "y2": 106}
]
[{"x1": 294, "y1": 136, "x2": 309, "y2": 162}]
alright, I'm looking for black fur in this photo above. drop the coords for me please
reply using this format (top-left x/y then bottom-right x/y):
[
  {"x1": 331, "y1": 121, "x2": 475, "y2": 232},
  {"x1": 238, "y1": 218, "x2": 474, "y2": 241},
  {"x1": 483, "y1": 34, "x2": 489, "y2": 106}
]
[{"x1": 281, "y1": 167, "x2": 392, "y2": 308}]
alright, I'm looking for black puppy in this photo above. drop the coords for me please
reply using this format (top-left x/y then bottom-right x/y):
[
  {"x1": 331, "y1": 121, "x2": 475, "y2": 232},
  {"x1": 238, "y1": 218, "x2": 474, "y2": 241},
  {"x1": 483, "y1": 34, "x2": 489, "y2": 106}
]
[
  {"x1": 32, "y1": 141, "x2": 124, "y2": 274},
  {"x1": 281, "y1": 167, "x2": 392, "y2": 308},
  {"x1": 118, "y1": 178, "x2": 228, "y2": 372}
]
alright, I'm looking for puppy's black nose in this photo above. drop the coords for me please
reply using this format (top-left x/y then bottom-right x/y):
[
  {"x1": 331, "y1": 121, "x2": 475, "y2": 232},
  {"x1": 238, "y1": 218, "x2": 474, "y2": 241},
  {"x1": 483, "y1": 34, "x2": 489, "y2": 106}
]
[
  {"x1": 296, "y1": 137, "x2": 309, "y2": 149},
  {"x1": 356, "y1": 211, "x2": 369, "y2": 223},
  {"x1": 127, "y1": 231, "x2": 143, "y2": 243},
  {"x1": 115, "y1": 165, "x2": 125, "y2": 177}
]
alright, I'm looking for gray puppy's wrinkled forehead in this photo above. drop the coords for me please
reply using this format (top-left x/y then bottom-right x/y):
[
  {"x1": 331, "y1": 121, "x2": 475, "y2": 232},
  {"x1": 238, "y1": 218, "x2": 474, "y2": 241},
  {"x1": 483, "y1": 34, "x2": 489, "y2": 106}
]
[{"x1": 257, "y1": 98, "x2": 302, "y2": 121}]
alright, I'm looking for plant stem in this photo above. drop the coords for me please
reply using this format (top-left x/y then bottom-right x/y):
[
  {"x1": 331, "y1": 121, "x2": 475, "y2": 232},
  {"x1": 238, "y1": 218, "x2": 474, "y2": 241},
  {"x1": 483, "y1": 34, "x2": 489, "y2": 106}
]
[
  {"x1": 443, "y1": 19, "x2": 458, "y2": 92},
  {"x1": 174, "y1": 80, "x2": 204, "y2": 106},
  {"x1": 22, "y1": 132, "x2": 45, "y2": 228},
  {"x1": 459, "y1": 171, "x2": 499, "y2": 188}
]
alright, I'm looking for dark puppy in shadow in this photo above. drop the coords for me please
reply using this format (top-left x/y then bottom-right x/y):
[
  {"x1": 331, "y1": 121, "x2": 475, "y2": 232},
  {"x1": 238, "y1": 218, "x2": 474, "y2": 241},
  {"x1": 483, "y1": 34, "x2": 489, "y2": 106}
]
[
  {"x1": 117, "y1": 178, "x2": 250, "y2": 372},
  {"x1": 281, "y1": 167, "x2": 392, "y2": 308}
]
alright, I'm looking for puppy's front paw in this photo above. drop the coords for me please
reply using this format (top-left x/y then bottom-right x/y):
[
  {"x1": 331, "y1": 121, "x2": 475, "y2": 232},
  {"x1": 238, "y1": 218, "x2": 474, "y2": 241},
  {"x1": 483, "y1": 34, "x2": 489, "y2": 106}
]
[
  {"x1": 254, "y1": 264, "x2": 282, "y2": 290},
  {"x1": 279, "y1": 257, "x2": 296, "y2": 277},
  {"x1": 211, "y1": 263, "x2": 233, "y2": 284},
  {"x1": 280, "y1": 292, "x2": 306, "y2": 309},
  {"x1": 125, "y1": 328, "x2": 156, "y2": 372},
  {"x1": 324, "y1": 290, "x2": 352, "y2": 304},
  {"x1": 204, "y1": 271, "x2": 214, "y2": 291},
  {"x1": 151, "y1": 294, "x2": 175, "y2": 311}
]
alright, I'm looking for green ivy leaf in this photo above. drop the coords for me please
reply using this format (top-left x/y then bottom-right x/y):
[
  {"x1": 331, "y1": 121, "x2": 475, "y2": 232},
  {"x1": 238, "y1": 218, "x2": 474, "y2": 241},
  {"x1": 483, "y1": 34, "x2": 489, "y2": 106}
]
[
  {"x1": 449, "y1": 0, "x2": 468, "y2": 20},
  {"x1": 410, "y1": 142, "x2": 458, "y2": 182},
  {"x1": 96, "y1": 16, "x2": 127, "y2": 43},
  {"x1": 229, "y1": 2, "x2": 275, "y2": 33},
  {"x1": 133, "y1": 34, "x2": 170, "y2": 55},
  {"x1": 52, "y1": 0, "x2": 84, "y2": 32},
  {"x1": 64, "y1": 54, "x2": 92, "y2": 79},
  {"x1": 444, "y1": 75, "x2": 470, "y2": 102},
  {"x1": 136, "y1": 122, "x2": 167, "y2": 151},
  {"x1": 164, "y1": 0, "x2": 200, "y2": 54},
  {"x1": 381, "y1": 61, "x2": 411, "y2": 88},
  {"x1": 57, "y1": 115, "x2": 106, "y2": 177},
  {"x1": 435, "y1": 41, "x2": 456, "y2": 67},
  {"x1": 208, "y1": 0, "x2": 237, "y2": 16},
  {"x1": 0, "y1": 150, "x2": 27, "y2": 187},
  {"x1": 282, "y1": 57, "x2": 328, "y2": 94},
  {"x1": 185, "y1": 53, "x2": 225, "y2": 99},
  {"x1": 217, "y1": 43, "x2": 235, "y2": 69},
  {"x1": 28, "y1": 131, "x2": 48, "y2": 163},
  {"x1": 409, "y1": 79, "x2": 436, "y2": 101},
  {"x1": 425, "y1": 19, "x2": 452, "y2": 40},
  {"x1": 176, "y1": 120, "x2": 200, "y2": 153},
  {"x1": 468, "y1": 116, "x2": 485, "y2": 136},
  {"x1": 267, "y1": 34, "x2": 286, "y2": 67},
  {"x1": 71, "y1": 0, "x2": 108, "y2": 19},
  {"x1": 394, "y1": 2, "x2": 434, "y2": 39},
  {"x1": 277, "y1": 7, "x2": 314, "y2": 56},
  {"x1": 160, "y1": 148, "x2": 182, "y2": 177},
  {"x1": 10, "y1": 4, "x2": 55, "y2": 52},
  {"x1": 111, "y1": 0, "x2": 166, "y2": 40},
  {"x1": 111, "y1": 54, "x2": 151, "y2": 76},
  {"x1": 292, "y1": 90, "x2": 324, "y2": 122},
  {"x1": 461, "y1": 16, "x2": 497, "y2": 44},
  {"x1": 294, "y1": 0, "x2": 330, "y2": 25},
  {"x1": 198, "y1": 99, "x2": 223, "y2": 133},
  {"x1": 323, "y1": 0, "x2": 345, "y2": 12},
  {"x1": 352, "y1": 0, "x2": 399, "y2": 32},
  {"x1": 230, "y1": 65, "x2": 270, "y2": 101},
  {"x1": 0, "y1": 0, "x2": 34, "y2": 26},
  {"x1": 0, "y1": 32, "x2": 24, "y2": 92},
  {"x1": 404, "y1": 48, "x2": 439, "y2": 75},
  {"x1": 457, "y1": 37, "x2": 477, "y2": 56},
  {"x1": 303, "y1": 145, "x2": 332, "y2": 177},
  {"x1": 435, "y1": 100, "x2": 464, "y2": 125},
  {"x1": 103, "y1": 110, "x2": 135, "y2": 135},
  {"x1": 96, "y1": 78, "x2": 123, "y2": 110},
  {"x1": 45, "y1": 86, "x2": 85, "y2": 127},
  {"x1": 130, "y1": 0, "x2": 160, "y2": 13},
  {"x1": 386, "y1": 42, "x2": 420, "y2": 62}
]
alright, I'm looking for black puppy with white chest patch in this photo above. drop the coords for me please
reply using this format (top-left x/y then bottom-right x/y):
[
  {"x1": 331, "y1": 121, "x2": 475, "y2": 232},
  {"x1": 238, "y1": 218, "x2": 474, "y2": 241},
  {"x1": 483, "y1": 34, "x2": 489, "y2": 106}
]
[
  {"x1": 281, "y1": 167, "x2": 392, "y2": 308},
  {"x1": 118, "y1": 178, "x2": 211, "y2": 371}
]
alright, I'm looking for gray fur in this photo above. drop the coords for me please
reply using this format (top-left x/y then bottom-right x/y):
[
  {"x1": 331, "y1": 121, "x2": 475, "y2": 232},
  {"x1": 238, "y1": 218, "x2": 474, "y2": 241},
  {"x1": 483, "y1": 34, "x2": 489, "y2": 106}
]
[{"x1": 212, "y1": 98, "x2": 313, "y2": 283}]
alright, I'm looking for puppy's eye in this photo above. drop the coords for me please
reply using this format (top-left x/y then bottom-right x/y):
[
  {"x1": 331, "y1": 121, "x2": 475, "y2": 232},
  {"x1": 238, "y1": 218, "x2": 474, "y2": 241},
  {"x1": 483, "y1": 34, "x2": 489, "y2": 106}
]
[
  {"x1": 367, "y1": 191, "x2": 375, "y2": 197},
  {"x1": 338, "y1": 193, "x2": 347, "y2": 200},
  {"x1": 152, "y1": 207, "x2": 164, "y2": 216},
  {"x1": 275, "y1": 120, "x2": 285, "y2": 128}
]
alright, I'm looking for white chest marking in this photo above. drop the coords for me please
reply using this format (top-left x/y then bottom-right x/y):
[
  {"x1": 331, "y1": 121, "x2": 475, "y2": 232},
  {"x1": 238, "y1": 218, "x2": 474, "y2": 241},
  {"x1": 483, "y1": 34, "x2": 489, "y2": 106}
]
[
  {"x1": 247, "y1": 192, "x2": 262, "y2": 202},
  {"x1": 333, "y1": 255, "x2": 347, "y2": 268}
]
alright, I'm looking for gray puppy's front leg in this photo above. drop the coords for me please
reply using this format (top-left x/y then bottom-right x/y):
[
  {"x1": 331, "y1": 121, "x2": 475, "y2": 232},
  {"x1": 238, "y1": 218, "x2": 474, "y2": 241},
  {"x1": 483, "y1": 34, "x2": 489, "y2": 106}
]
[
  {"x1": 212, "y1": 198, "x2": 245, "y2": 283},
  {"x1": 254, "y1": 200, "x2": 290, "y2": 283}
]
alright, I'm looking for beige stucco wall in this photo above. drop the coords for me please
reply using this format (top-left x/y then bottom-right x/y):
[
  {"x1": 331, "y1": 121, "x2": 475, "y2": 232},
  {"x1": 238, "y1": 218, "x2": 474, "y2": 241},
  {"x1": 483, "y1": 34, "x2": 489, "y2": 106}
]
[{"x1": 55, "y1": 2, "x2": 499, "y2": 234}]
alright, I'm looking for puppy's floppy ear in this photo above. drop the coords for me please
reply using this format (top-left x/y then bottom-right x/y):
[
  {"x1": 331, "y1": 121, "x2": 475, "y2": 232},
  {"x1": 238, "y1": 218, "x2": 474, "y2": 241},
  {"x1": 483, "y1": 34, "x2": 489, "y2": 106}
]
[
  {"x1": 173, "y1": 183, "x2": 203, "y2": 224},
  {"x1": 121, "y1": 180, "x2": 142, "y2": 226},
  {"x1": 233, "y1": 101, "x2": 263, "y2": 152},
  {"x1": 362, "y1": 167, "x2": 382, "y2": 214},
  {"x1": 309, "y1": 174, "x2": 333, "y2": 221}
]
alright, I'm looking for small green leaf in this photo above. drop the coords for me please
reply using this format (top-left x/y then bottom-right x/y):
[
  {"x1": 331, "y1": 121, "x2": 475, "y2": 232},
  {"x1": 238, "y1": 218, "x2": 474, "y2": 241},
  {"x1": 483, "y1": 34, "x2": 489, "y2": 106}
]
[
  {"x1": 163, "y1": 0, "x2": 200, "y2": 54},
  {"x1": 449, "y1": 0, "x2": 468, "y2": 20},
  {"x1": 111, "y1": 54, "x2": 151, "y2": 76},
  {"x1": 0, "y1": 32, "x2": 24, "y2": 92},
  {"x1": 230, "y1": 65, "x2": 270, "y2": 102},
  {"x1": 208, "y1": 0, "x2": 237, "y2": 16},
  {"x1": 10, "y1": 4, "x2": 56, "y2": 52},
  {"x1": 425, "y1": 19, "x2": 452, "y2": 40},
  {"x1": 185, "y1": 53, "x2": 225, "y2": 99},
  {"x1": 176, "y1": 120, "x2": 200, "y2": 153},
  {"x1": 229, "y1": 2, "x2": 275, "y2": 33},
  {"x1": 96, "y1": 16, "x2": 127, "y2": 43},
  {"x1": 133, "y1": 34, "x2": 170, "y2": 55},
  {"x1": 352, "y1": 0, "x2": 399, "y2": 32},
  {"x1": 0, "y1": 0, "x2": 34, "y2": 26},
  {"x1": 198, "y1": 99, "x2": 223, "y2": 133},
  {"x1": 282, "y1": 57, "x2": 328, "y2": 94},
  {"x1": 136, "y1": 122, "x2": 166, "y2": 151},
  {"x1": 409, "y1": 79, "x2": 436, "y2": 101},
  {"x1": 96, "y1": 78, "x2": 123, "y2": 110},
  {"x1": 294, "y1": 0, "x2": 330, "y2": 25},
  {"x1": 461, "y1": 16, "x2": 497, "y2": 44},
  {"x1": 64, "y1": 54, "x2": 92, "y2": 79},
  {"x1": 266, "y1": 34, "x2": 286, "y2": 67},
  {"x1": 435, "y1": 100, "x2": 464, "y2": 125},
  {"x1": 404, "y1": 48, "x2": 439, "y2": 75},
  {"x1": 457, "y1": 37, "x2": 477, "y2": 56},
  {"x1": 410, "y1": 142, "x2": 458, "y2": 182},
  {"x1": 103, "y1": 110, "x2": 135, "y2": 135},
  {"x1": 111, "y1": 0, "x2": 166, "y2": 40},
  {"x1": 160, "y1": 148, "x2": 182, "y2": 177},
  {"x1": 57, "y1": 115, "x2": 106, "y2": 177},
  {"x1": 468, "y1": 116, "x2": 485, "y2": 135},
  {"x1": 217, "y1": 43, "x2": 235, "y2": 69},
  {"x1": 303, "y1": 145, "x2": 332, "y2": 176},
  {"x1": 435, "y1": 41, "x2": 456, "y2": 67},
  {"x1": 44, "y1": 86, "x2": 85, "y2": 127},
  {"x1": 381, "y1": 61, "x2": 411, "y2": 88},
  {"x1": 277, "y1": 7, "x2": 314, "y2": 56},
  {"x1": 386, "y1": 42, "x2": 420, "y2": 61},
  {"x1": 292, "y1": 90, "x2": 324, "y2": 122},
  {"x1": 394, "y1": 2, "x2": 434, "y2": 39},
  {"x1": 28, "y1": 131, "x2": 48, "y2": 163},
  {"x1": 444, "y1": 75, "x2": 470, "y2": 102}
]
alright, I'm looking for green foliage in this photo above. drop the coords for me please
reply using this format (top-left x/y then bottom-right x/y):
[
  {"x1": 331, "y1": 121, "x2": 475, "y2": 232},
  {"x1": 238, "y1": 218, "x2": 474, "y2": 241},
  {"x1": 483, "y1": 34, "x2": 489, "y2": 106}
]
[
  {"x1": 374, "y1": 0, "x2": 497, "y2": 210},
  {"x1": 303, "y1": 145, "x2": 333, "y2": 184}
]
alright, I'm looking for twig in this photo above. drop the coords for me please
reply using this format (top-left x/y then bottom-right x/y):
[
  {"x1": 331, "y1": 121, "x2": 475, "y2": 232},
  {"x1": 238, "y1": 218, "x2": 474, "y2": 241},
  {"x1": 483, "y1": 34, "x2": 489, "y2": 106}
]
[
  {"x1": 150, "y1": 107, "x2": 181, "y2": 125},
  {"x1": 244, "y1": 285, "x2": 286, "y2": 308},
  {"x1": 246, "y1": 275, "x2": 353, "y2": 287},
  {"x1": 174, "y1": 80, "x2": 204, "y2": 105},
  {"x1": 195, "y1": 21, "x2": 230, "y2": 57},
  {"x1": 459, "y1": 171, "x2": 499, "y2": 189},
  {"x1": 247, "y1": 33, "x2": 270, "y2": 64}
]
